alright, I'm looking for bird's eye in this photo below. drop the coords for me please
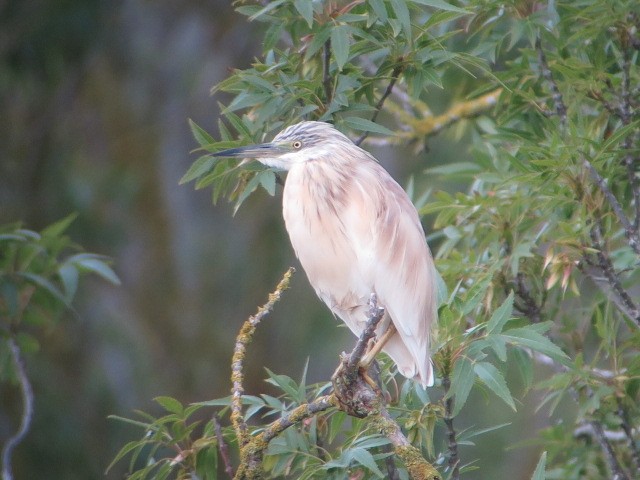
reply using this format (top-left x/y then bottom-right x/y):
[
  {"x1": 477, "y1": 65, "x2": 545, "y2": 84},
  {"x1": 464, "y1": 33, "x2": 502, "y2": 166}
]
[{"x1": 292, "y1": 141, "x2": 302, "y2": 149}]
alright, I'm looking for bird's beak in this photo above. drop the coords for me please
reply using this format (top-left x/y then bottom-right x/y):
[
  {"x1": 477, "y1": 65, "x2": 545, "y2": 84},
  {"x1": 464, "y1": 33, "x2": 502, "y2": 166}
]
[{"x1": 211, "y1": 143, "x2": 288, "y2": 159}]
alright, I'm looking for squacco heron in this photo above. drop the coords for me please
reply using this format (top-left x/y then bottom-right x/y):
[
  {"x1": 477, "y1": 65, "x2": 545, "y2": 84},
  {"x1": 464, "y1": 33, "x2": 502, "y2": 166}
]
[{"x1": 213, "y1": 121, "x2": 437, "y2": 387}]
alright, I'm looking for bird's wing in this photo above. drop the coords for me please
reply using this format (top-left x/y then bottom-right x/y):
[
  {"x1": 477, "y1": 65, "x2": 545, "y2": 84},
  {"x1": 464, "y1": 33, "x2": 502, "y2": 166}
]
[{"x1": 344, "y1": 158, "x2": 437, "y2": 385}]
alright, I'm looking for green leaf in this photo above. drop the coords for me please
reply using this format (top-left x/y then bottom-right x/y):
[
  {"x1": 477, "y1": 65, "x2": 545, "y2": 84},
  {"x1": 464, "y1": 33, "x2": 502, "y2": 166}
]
[
  {"x1": 41, "y1": 214, "x2": 77, "y2": 239},
  {"x1": 17, "y1": 272, "x2": 69, "y2": 307},
  {"x1": 343, "y1": 117, "x2": 394, "y2": 136},
  {"x1": 294, "y1": 0, "x2": 314, "y2": 28},
  {"x1": 531, "y1": 451, "x2": 547, "y2": 480},
  {"x1": 390, "y1": 0, "x2": 411, "y2": 41},
  {"x1": 450, "y1": 357, "x2": 475, "y2": 416},
  {"x1": 351, "y1": 447, "x2": 385, "y2": 478},
  {"x1": 486, "y1": 292, "x2": 514, "y2": 334},
  {"x1": 188, "y1": 119, "x2": 215, "y2": 147},
  {"x1": 501, "y1": 326, "x2": 570, "y2": 366},
  {"x1": 72, "y1": 255, "x2": 121, "y2": 285},
  {"x1": 180, "y1": 155, "x2": 218, "y2": 185},
  {"x1": 411, "y1": 0, "x2": 470, "y2": 14},
  {"x1": 474, "y1": 362, "x2": 516, "y2": 411},
  {"x1": 57, "y1": 263, "x2": 79, "y2": 301},
  {"x1": 331, "y1": 24, "x2": 350, "y2": 70},
  {"x1": 259, "y1": 170, "x2": 277, "y2": 196},
  {"x1": 155, "y1": 396, "x2": 184, "y2": 415}
]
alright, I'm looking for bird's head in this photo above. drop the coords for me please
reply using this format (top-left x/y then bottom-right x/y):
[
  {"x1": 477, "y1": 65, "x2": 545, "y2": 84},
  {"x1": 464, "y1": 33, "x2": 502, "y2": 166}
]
[{"x1": 212, "y1": 121, "x2": 354, "y2": 170}]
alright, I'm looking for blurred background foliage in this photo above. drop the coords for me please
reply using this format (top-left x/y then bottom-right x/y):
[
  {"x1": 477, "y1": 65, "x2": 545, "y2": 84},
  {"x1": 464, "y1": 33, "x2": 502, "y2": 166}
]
[{"x1": 1, "y1": 0, "x2": 639, "y2": 479}]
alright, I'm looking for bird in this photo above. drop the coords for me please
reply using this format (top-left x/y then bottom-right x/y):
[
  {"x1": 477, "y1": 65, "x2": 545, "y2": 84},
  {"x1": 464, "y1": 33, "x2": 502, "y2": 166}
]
[{"x1": 213, "y1": 121, "x2": 438, "y2": 387}]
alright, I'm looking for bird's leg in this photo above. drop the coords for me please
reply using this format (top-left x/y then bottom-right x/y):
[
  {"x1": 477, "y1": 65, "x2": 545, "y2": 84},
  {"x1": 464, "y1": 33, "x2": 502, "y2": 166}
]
[{"x1": 360, "y1": 322, "x2": 397, "y2": 368}]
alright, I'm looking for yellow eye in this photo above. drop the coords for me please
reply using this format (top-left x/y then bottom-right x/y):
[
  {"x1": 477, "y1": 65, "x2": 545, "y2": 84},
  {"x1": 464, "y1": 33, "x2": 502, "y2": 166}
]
[{"x1": 292, "y1": 141, "x2": 302, "y2": 149}]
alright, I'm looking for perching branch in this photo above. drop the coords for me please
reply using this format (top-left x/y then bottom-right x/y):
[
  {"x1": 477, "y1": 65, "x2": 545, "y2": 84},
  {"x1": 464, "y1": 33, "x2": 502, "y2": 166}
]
[
  {"x1": 356, "y1": 63, "x2": 405, "y2": 146},
  {"x1": 1, "y1": 337, "x2": 35, "y2": 480},
  {"x1": 230, "y1": 267, "x2": 295, "y2": 447},
  {"x1": 235, "y1": 293, "x2": 440, "y2": 480},
  {"x1": 535, "y1": 37, "x2": 567, "y2": 128}
]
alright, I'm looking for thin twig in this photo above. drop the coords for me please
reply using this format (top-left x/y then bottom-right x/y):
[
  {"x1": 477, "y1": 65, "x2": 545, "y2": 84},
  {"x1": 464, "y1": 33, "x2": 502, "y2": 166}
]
[
  {"x1": 230, "y1": 267, "x2": 295, "y2": 447},
  {"x1": 214, "y1": 415, "x2": 235, "y2": 478},
  {"x1": 1, "y1": 338, "x2": 35, "y2": 480},
  {"x1": 588, "y1": 222, "x2": 640, "y2": 326},
  {"x1": 383, "y1": 443, "x2": 401, "y2": 480},
  {"x1": 356, "y1": 63, "x2": 404, "y2": 146},
  {"x1": 535, "y1": 36, "x2": 567, "y2": 129},
  {"x1": 583, "y1": 157, "x2": 640, "y2": 256},
  {"x1": 589, "y1": 420, "x2": 631, "y2": 480},
  {"x1": 616, "y1": 399, "x2": 640, "y2": 476},
  {"x1": 262, "y1": 395, "x2": 334, "y2": 443},
  {"x1": 323, "y1": 38, "x2": 333, "y2": 105},
  {"x1": 442, "y1": 371, "x2": 460, "y2": 480}
]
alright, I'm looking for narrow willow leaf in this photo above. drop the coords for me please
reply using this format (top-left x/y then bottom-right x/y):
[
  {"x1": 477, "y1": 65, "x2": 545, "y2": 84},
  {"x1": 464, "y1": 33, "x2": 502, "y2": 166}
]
[
  {"x1": 180, "y1": 155, "x2": 217, "y2": 185},
  {"x1": 450, "y1": 357, "x2": 475, "y2": 416},
  {"x1": 474, "y1": 362, "x2": 516, "y2": 411},
  {"x1": 487, "y1": 291, "x2": 514, "y2": 334},
  {"x1": 352, "y1": 448, "x2": 385, "y2": 478},
  {"x1": 41, "y1": 213, "x2": 77, "y2": 238},
  {"x1": 17, "y1": 272, "x2": 69, "y2": 306},
  {"x1": 501, "y1": 327, "x2": 570, "y2": 365},
  {"x1": 411, "y1": 0, "x2": 470, "y2": 14},
  {"x1": 155, "y1": 396, "x2": 184, "y2": 415},
  {"x1": 74, "y1": 256, "x2": 121, "y2": 285},
  {"x1": 259, "y1": 170, "x2": 277, "y2": 196},
  {"x1": 343, "y1": 117, "x2": 394, "y2": 135},
  {"x1": 188, "y1": 119, "x2": 215, "y2": 147},
  {"x1": 294, "y1": 0, "x2": 314, "y2": 27},
  {"x1": 390, "y1": 0, "x2": 411, "y2": 41},
  {"x1": 331, "y1": 24, "x2": 350, "y2": 70},
  {"x1": 531, "y1": 451, "x2": 547, "y2": 480}
]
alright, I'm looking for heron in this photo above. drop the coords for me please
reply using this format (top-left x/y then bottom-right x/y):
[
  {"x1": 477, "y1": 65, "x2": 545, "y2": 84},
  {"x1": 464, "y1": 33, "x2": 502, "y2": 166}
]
[{"x1": 213, "y1": 121, "x2": 437, "y2": 387}]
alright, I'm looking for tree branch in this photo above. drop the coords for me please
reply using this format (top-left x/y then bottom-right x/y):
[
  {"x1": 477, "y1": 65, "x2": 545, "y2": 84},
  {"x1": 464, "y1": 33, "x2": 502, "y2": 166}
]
[
  {"x1": 366, "y1": 88, "x2": 502, "y2": 147},
  {"x1": 323, "y1": 38, "x2": 332, "y2": 106},
  {"x1": 1, "y1": 337, "x2": 35, "y2": 480},
  {"x1": 214, "y1": 415, "x2": 235, "y2": 479},
  {"x1": 535, "y1": 36, "x2": 567, "y2": 129},
  {"x1": 230, "y1": 267, "x2": 295, "y2": 447},
  {"x1": 587, "y1": 221, "x2": 640, "y2": 326},
  {"x1": 583, "y1": 157, "x2": 640, "y2": 256},
  {"x1": 235, "y1": 293, "x2": 440, "y2": 480},
  {"x1": 589, "y1": 420, "x2": 631, "y2": 480},
  {"x1": 441, "y1": 371, "x2": 460, "y2": 480},
  {"x1": 616, "y1": 399, "x2": 640, "y2": 476},
  {"x1": 356, "y1": 63, "x2": 404, "y2": 146}
]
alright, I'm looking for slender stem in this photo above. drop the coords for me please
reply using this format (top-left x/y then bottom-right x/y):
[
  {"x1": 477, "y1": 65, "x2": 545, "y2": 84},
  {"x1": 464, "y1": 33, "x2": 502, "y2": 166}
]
[
  {"x1": 616, "y1": 399, "x2": 640, "y2": 476},
  {"x1": 588, "y1": 222, "x2": 640, "y2": 326},
  {"x1": 589, "y1": 420, "x2": 631, "y2": 480},
  {"x1": 230, "y1": 268, "x2": 295, "y2": 447},
  {"x1": 1, "y1": 338, "x2": 35, "y2": 480},
  {"x1": 583, "y1": 157, "x2": 640, "y2": 256},
  {"x1": 442, "y1": 372, "x2": 460, "y2": 480},
  {"x1": 356, "y1": 63, "x2": 404, "y2": 146},
  {"x1": 214, "y1": 415, "x2": 235, "y2": 478},
  {"x1": 535, "y1": 37, "x2": 567, "y2": 128},
  {"x1": 323, "y1": 39, "x2": 333, "y2": 106}
]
